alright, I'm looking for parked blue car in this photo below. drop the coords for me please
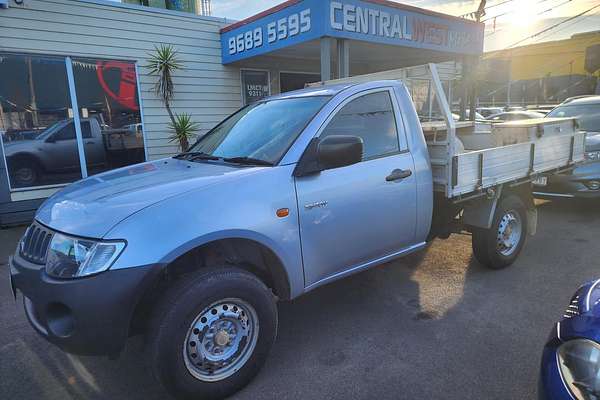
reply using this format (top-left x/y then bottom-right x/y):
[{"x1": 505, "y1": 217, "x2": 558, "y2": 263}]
[{"x1": 540, "y1": 279, "x2": 600, "y2": 399}]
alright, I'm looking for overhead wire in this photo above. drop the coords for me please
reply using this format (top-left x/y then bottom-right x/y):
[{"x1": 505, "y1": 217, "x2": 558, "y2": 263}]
[
  {"x1": 506, "y1": 2, "x2": 600, "y2": 48},
  {"x1": 484, "y1": 0, "x2": 576, "y2": 36},
  {"x1": 528, "y1": 8, "x2": 600, "y2": 43},
  {"x1": 485, "y1": 0, "x2": 598, "y2": 40},
  {"x1": 459, "y1": 0, "x2": 515, "y2": 18},
  {"x1": 481, "y1": 0, "x2": 556, "y2": 23}
]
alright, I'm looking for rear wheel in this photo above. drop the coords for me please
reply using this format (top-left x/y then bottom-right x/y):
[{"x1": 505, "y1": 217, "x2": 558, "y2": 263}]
[
  {"x1": 146, "y1": 267, "x2": 278, "y2": 400},
  {"x1": 472, "y1": 195, "x2": 528, "y2": 270}
]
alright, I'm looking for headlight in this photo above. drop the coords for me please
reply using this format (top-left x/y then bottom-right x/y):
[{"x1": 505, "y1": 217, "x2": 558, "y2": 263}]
[
  {"x1": 557, "y1": 339, "x2": 600, "y2": 399},
  {"x1": 585, "y1": 181, "x2": 600, "y2": 191},
  {"x1": 585, "y1": 151, "x2": 600, "y2": 161},
  {"x1": 45, "y1": 233, "x2": 125, "y2": 278}
]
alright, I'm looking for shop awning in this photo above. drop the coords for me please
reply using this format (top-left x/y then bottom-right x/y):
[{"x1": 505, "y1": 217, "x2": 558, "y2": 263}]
[{"x1": 220, "y1": 0, "x2": 485, "y2": 68}]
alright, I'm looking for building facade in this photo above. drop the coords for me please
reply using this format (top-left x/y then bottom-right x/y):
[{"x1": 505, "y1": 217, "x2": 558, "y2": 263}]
[
  {"x1": 0, "y1": 0, "x2": 482, "y2": 226},
  {"x1": 479, "y1": 31, "x2": 600, "y2": 107},
  {"x1": 0, "y1": 0, "x2": 240, "y2": 224}
]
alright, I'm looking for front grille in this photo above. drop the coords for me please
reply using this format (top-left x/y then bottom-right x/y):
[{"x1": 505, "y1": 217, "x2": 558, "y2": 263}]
[
  {"x1": 19, "y1": 223, "x2": 53, "y2": 265},
  {"x1": 563, "y1": 295, "x2": 580, "y2": 319}
]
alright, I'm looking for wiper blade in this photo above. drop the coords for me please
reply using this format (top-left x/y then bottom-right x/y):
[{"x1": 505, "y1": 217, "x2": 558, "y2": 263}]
[
  {"x1": 175, "y1": 152, "x2": 273, "y2": 166},
  {"x1": 173, "y1": 151, "x2": 201, "y2": 159},
  {"x1": 173, "y1": 151, "x2": 220, "y2": 161},
  {"x1": 223, "y1": 157, "x2": 274, "y2": 166}
]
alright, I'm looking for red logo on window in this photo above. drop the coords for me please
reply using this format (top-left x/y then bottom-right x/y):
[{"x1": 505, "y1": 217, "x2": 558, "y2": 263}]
[{"x1": 96, "y1": 61, "x2": 139, "y2": 111}]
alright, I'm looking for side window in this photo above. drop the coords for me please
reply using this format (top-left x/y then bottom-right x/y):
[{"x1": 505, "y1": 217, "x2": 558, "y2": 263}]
[
  {"x1": 55, "y1": 122, "x2": 76, "y2": 141},
  {"x1": 320, "y1": 91, "x2": 400, "y2": 161}
]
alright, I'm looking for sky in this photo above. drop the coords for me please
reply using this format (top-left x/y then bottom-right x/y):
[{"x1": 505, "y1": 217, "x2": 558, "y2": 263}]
[{"x1": 209, "y1": 0, "x2": 600, "y2": 51}]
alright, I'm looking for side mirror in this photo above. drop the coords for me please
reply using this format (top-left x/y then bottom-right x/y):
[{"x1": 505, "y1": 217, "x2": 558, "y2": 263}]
[
  {"x1": 294, "y1": 135, "x2": 363, "y2": 177},
  {"x1": 45, "y1": 136, "x2": 56, "y2": 143},
  {"x1": 318, "y1": 135, "x2": 363, "y2": 170}
]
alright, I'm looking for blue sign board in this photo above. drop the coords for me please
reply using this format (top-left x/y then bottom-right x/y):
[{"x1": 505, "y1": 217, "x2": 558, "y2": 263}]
[{"x1": 221, "y1": 0, "x2": 484, "y2": 64}]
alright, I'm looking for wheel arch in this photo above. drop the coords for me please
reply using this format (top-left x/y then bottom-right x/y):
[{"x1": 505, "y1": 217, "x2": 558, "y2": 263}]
[
  {"x1": 463, "y1": 183, "x2": 537, "y2": 235},
  {"x1": 6, "y1": 152, "x2": 43, "y2": 170},
  {"x1": 162, "y1": 236, "x2": 292, "y2": 301},
  {"x1": 129, "y1": 234, "x2": 292, "y2": 337}
]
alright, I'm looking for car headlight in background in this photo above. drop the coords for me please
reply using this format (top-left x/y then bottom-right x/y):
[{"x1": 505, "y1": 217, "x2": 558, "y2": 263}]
[
  {"x1": 45, "y1": 233, "x2": 125, "y2": 278},
  {"x1": 585, "y1": 151, "x2": 600, "y2": 161},
  {"x1": 584, "y1": 181, "x2": 600, "y2": 191},
  {"x1": 557, "y1": 339, "x2": 600, "y2": 400}
]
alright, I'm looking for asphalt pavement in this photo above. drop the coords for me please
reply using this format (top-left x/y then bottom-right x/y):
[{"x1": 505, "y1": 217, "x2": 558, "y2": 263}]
[{"x1": 1, "y1": 199, "x2": 599, "y2": 400}]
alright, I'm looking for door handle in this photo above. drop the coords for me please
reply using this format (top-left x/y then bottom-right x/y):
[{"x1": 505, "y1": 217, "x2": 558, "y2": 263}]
[
  {"x1": 386, "y1": 169, "x2": 412, "y2": 182},
  {"x1": 85, "y1": 141, "x2": 95, "y2": 145}
]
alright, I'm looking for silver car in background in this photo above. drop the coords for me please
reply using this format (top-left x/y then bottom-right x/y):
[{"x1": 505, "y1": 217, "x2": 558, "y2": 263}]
[{"x1": 534, "y1": 96, "x2": 600, "y2": 199}]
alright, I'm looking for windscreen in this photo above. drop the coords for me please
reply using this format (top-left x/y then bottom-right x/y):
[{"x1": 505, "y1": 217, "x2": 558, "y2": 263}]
[{"x1": 188, "y1": 96, "x2": 331, "y2": 164}]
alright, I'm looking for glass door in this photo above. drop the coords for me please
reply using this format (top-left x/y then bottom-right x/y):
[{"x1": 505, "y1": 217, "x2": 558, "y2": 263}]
[
  {"x1": 0, "y1": 53, "x2": 146, "y2": 193},
  {"x1": 71, "y1": 58, "x2": 145, "y2": 176}
]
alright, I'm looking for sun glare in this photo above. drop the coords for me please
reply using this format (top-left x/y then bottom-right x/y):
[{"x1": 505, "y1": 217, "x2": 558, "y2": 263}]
[{"x1": 509, "y1": 0, "x2": 540, "y2": 27}]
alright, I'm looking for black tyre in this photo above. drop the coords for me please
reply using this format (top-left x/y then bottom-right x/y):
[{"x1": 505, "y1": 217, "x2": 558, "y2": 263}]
[
  {"x1": 9, "y1": 158, "x2": 40, "y2": 187},
  {"x1": 146, "y1": 267, "x2": 278, "y2": 400},
  {"x1": 472, "y1": 194, "x2": 528, "y2": 270}
]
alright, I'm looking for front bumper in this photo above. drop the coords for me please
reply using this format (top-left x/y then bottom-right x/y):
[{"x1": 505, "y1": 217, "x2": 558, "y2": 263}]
[
  {"x1": 534, "y1": 179, "x2": 600, "y2": 199},
  {"x1": 9, "y1": 253, "x2": 162, "y2": 356},
  {"x1": 539, "y1": 324, "x2": 571, "y2": 400}
]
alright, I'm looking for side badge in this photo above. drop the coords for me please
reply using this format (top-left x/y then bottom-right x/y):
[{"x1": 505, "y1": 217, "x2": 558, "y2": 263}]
[{"x1": 305, "y1": 201, "x2": 328, "y2": 210}]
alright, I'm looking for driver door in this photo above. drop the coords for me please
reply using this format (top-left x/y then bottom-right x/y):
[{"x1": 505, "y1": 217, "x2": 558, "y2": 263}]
[
  {"x1": 294, "y1": 89, "x2": 418, "y2": 288},
  {"x1": 44, "y1": 121, "x2": 80, "y2": 172}
]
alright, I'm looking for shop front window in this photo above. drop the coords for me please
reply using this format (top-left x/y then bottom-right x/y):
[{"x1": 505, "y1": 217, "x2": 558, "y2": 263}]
[
  {"x1": 0, "y1": 54, "x2": 145, "y2": 191},
  {"x1": 241, "y1": 70, "x2": 270, "y2": 105},
  {"x1": 72, "y1": 58, "x2": 144, "y2": 176},
  {"x1": 0, "y1": 54, "x2": 83, "y2": 189}
]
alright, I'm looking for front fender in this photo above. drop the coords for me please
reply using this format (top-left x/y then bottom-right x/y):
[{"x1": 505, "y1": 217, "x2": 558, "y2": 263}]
[
  {"x1": 5, "y1": 151, "x2": 42, "y2": 167},
  {"x1": 105, "y1": 165, "x2": 305, "y2": 299}
]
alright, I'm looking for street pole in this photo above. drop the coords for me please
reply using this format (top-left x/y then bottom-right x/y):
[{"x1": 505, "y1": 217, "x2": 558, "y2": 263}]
[
  {"x1": 568, "y1": 60, "x2": 573, "y2": 99},
  {"x1": 469, "y1": 55, "x2": 478, "y2": 121},
  {"x1": 459, "y1": 57, "x2": 468, "y2": 121},
  {"x1": 469, "y1": 0, "x2": 486, "y2": 121}
]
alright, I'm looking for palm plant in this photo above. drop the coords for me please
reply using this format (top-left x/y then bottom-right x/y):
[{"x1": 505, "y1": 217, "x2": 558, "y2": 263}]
[
  {"x1": 168, "y1": 113, "x2": 199, "y2": 152},
  {"x1": 147, "y1": 44, "x2": 198, "y2": 152}
]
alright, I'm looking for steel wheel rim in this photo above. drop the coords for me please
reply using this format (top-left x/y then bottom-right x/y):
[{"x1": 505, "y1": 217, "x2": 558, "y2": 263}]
[
  {"x1": 496, "y1": 210, "x2": 522, "y2": 257},
  {"x1": 183, "y1": 298, "x2": 259, "y2": 382}
]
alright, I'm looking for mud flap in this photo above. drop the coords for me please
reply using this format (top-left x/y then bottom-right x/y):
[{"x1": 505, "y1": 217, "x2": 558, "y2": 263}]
[
  {"x1": 463, "y1": 186, "x2": 503, "y2": 230},
  {"x1": 527, "y1": 207, "x2": 538, "y2": 236}
]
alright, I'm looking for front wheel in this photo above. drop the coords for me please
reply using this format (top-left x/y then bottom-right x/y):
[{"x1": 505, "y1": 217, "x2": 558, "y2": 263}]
[
  {"x1": 146, "y1": 267, "x2": 278, "y2": 400},
  {"x1": 472, "y1": 195, "x2": 528, "y2": 270},
  {"x1": 9, "y1": 159, "x2": 40, "y2": 188}
]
